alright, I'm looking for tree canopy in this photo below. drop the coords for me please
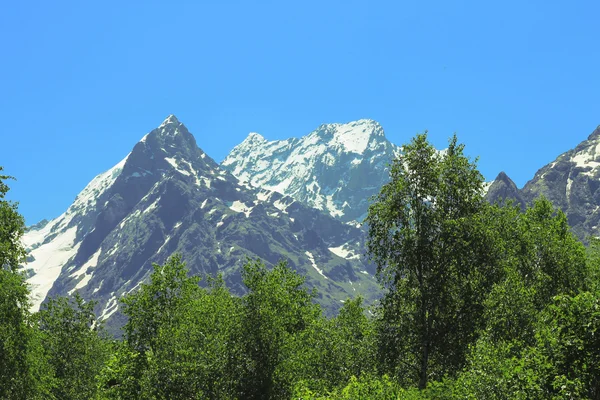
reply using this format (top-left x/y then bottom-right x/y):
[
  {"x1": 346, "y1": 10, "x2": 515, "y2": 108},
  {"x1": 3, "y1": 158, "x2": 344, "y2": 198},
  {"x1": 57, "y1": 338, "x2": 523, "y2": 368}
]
[{"x1": 2, "y1": 127, "x2": 600, "y2": 400}]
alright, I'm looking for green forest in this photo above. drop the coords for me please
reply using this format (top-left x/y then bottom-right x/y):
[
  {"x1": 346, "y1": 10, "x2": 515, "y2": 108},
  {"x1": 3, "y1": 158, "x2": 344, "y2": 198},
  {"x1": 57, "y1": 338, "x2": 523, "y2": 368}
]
[{"x1": 2, "y1": 134, "x2": 600, "y2": 399}]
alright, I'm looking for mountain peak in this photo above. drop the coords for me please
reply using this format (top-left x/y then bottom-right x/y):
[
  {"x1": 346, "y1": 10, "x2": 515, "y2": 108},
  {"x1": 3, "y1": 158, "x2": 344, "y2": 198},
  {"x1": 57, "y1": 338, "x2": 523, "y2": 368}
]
[
  {"x1": 159, "y1": 114, "x2": 180, "y2": 128},
  {"x1": 152, "y1": 115, "x2": 196, "y2": 147},
  {"x1": 494, "y1": 171, "x2": 514, "y2": 184},
  {"x1": 222, "y1": 118, "x2": 398, "y2": 223},
  {"x1": 587, "y1": 125, "x2": 600, "y2": 141},
  {"x1": 244, "y1": 132, "x2": 266, "y2": 143},
  {"x1": 314, "y1": 119, "x2": 386, "y2": 154},
  {"x1": 485, "y1": 171, "x2": 525, "y2": 209},
  {"x1": 22, "y1": 116, "x2": 379, "y2": 320}
]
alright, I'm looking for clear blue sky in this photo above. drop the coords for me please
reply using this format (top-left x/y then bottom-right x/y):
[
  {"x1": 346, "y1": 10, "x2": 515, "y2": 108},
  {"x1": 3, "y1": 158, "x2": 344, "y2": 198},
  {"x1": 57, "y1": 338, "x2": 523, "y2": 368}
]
[{"x1": 1, "y1": 1, "x2": 599, "y2": 225}]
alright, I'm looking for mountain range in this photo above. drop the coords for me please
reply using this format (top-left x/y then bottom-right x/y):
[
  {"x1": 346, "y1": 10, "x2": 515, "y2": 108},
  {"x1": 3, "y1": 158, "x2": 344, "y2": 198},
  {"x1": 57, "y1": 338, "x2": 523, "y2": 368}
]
[
  {"x1": 22, "y1": 116, "x2": 383, "y2": 331},
  {"x1": 22, "y1": 115, "x2": 600, "y2": 331},
  {"x1": 222, "y1": 119, "x2": 400, "y2": 224},
  {"x1": 486, "y1": 125, "x2": 600, "y2": 242}
]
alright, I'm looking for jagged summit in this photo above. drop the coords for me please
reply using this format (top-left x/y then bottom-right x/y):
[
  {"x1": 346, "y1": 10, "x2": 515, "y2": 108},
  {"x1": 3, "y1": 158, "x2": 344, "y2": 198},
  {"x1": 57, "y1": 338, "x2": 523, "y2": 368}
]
[
  {"x1": 241, "y1": 132, "x2": 267, "y2": 145},
  {"x1": 586, "y1": 125, "x2": 600, "y2": 141},
  {"x1": 222, "y1": 119, "x2": 399, "y2": 223},
  {"x1": 485, "y1": 171, "x2": 525, "y2": 209},
  {"x1": 494, "y1": 171, "x2": 513, "y2": 184},
  {"x1": 159, "y1": 114, "x2": 180, "y2": 128},
  {"x1": 310, "y1": 119, "x2": 386, "y2": 155},
  {"x1": 483, "y1": 124, "x2": 600, "y2": 241},
  {"x1": 22, "y1": 116, "x2": 379, "y2": 327}
]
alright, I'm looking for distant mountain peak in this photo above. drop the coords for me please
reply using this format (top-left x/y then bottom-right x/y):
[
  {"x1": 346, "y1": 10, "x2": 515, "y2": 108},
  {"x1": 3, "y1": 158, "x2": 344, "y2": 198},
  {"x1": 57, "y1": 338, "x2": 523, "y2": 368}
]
[
  {"x1": 494, "y1": 171, "x2": 513, "y2": 184},
  {"x1": 137, "y1": 116, "x2": 205, "y2": 163},
  {"x1": 243, "y1": 132, "x2": 267, "y2": 144},
  {"x1": 312, "y1": 119, "x2": 386, "y2": 154},
  {"x1": 22, "y1": 116, "x2": 379, "y2": 324},
  {"x1": 587, "y1": 125, "x2": 600, "y2": 141},
  {"x1": 159, "y1": 114, "x2": 181, "y2": 128},
  {"x1": 222, "y1": 118, "x2": 399, "y2": 223},
  {"x1": 485, "y1": 171, "x2": 525, "y2": 209}
]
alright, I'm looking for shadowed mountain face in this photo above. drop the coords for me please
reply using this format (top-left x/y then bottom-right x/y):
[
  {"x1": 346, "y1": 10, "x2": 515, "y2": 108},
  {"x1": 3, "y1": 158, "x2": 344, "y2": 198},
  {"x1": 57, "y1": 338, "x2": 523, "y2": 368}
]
[
  {"x1": 486, "y1": 171, "x2": 526, "y2": 209},
  {"x1": 485, "y1": 125, "x2": 600, "y2": 241},
  {"x1": 222, "y1": 119, "x2": 401, "y2": 224},
  {"x1": 23, "y1": 116, "x2": 380, "y2": 332},
  {"x1": 26, "y1": 113, "x2": 600, "y2": 334}
]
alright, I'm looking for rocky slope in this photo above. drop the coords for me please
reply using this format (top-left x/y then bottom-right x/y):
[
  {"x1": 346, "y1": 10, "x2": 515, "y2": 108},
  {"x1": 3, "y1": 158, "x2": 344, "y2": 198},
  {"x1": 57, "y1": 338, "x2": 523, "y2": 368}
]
[
  {"x1": 221, "y1": 119, "x2": 401, "y2": 224},
  {"x1": 23, "y1": 116, "x2": 380, "y2": 331},
  {"x1": 485, "y1": 171, "x2": 526, "y2": 209},
  {"x1": 486, "y1": 125, "x2": 600, "y2": 241}
]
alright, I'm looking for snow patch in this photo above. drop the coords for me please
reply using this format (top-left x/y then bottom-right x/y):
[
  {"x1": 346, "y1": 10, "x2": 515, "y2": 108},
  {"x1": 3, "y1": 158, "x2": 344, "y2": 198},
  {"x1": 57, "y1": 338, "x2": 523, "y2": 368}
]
[
  {"x1": 228, "y1": 200, "x2": 253, "y2": 217},
  {"x1": 273, "y1": 199, "x2": 289, "y2": 213},
  {"x1": 256, "y1": 190, "x2": 273, "y2": 202},
  {"x1": 157, "y1": 236, "x2": 171, "y2": 254},
  {"x1": 119, "y1": 209, "x2": 142, "y2": 229},
  {"x1": 216, "y1": 215, "x2": 227, "y2": 228},
  {"x1": 482, "y1": 181, "x2": 493, "y2": 194},
  {"x1": 165, "y1": 157, "x2": 191, "y2": 176},
  {"x1": 69, "y1": 248, "x2": 101, "y2": 279},
  {"x1": 305, "y1": 251, "x2": 328, "y2": 279},
  {"x1": 92, "y1": 280, "x2": 104, "y2": 294},
  {"x1": 143, "y1": 198, "x2": 160, "y2": 214},
  {"x1": 331, "y1": 121, "x2": 376, "y2": 154},
  {"x1": 100, "y1": 295, "x2": 119, "y2": 321},
  {"x1": 67, "y1": 155, "x2": 129, "y2": 216},
  {"x1": 329, "y1": 244, "x2": 360, "y2": 260},
  {"x1": 26, "y1": 226, "x2": 81, "y2": 311}
]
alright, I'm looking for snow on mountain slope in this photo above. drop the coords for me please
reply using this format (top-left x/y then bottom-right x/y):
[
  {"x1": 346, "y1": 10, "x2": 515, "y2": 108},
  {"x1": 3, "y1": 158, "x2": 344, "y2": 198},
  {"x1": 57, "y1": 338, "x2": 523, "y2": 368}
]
[
  {"x1": 24, "y1": 155, "x2": 129, "y2": 310},
  {"x1": 485, "y1": 125, "x2": 600, "y2": 241},
  {"x1": 222, "y1": 119, "x2": 401, "y2": 223},
  {"x1": 22, "y1": 115, "x2": 380, "y2": 328}
]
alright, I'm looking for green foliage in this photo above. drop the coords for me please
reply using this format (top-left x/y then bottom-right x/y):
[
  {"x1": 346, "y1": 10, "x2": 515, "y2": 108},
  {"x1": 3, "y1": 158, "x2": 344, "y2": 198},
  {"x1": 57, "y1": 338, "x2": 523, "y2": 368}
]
[
  {"x1": 481, "y1": 198, "x2": 589, "y2": 348},
  {"x1": 122, "y1": 253, "x2": 201, "y2": 355},
  {"x1": 585, "y1": 237, "x2": 600, "y2": 291},
  {"x1": 294, "y1": 375, "x2": 401, "y2": 400},
  {"x1": 143, "y1": 274, "x2": 242, "y2": 399},
  {"x1": 366, "y1": 133, "x2": 496, "y2": 387},
  {"x1": 96, "y1": 342, "x2": 140, "y2": 400},
  {"x1": 535, "y1": 291, "x2": 600, "y2": 398},
  {"x1": 285, "y1": 297, "x2": 376, "y2": 395},
  {"x1": 112, "y1": 254, "x2": 203, "y2": 399},
  {"x1": 3, "y1": 129, "x2": 600, "y2": 400},
  {"x1": 0, "y1": 168, "x2": 26, "y2": 272},
  {"x1": 37, "y1": 293, "x2": 110, "y2": 400},
  {"x1": 0, "y1": 267, "x2": 53, "y2": 399},
  {"x1": 517, "y1": 198, "x2": 588, "y2": 306},
  {"x1": 238, "y1": 258, "x2": 321, "y2": 399},
  {"x1": 0, "y1": 170, "x2": 52, "y2": 399}
]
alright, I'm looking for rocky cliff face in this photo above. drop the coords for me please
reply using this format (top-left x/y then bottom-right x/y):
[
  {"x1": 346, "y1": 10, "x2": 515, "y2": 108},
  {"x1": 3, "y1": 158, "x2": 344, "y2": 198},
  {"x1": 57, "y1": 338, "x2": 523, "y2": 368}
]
[
  {"x1": 23, "y1": 116, "x2": 380, "y2": 331},
  {"x1": 485, "y1": 171, "x2": 526, "y2": 209},
  {"x1": 485, "y1": 125, "x2": 600, "y2": 241},
  {"x1": 221, "y1": 119, "x2": 401, "y2": 224}
]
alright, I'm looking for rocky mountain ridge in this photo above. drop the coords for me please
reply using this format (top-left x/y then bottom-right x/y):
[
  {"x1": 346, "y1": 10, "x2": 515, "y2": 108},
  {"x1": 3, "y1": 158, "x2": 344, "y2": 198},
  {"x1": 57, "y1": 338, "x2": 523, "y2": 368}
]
[
  {"x1": 222, "y1": 119, "x2": 401, "y2": 224},
  {"x1": 24, "y1": 114, "x2": 600, "y2": 332},
  {"x1": 486, "y1": 125, "x2": 600, "y2": 241},
  {"x1": 23, "y1": 116, "x2": 380, "y2": 330}
]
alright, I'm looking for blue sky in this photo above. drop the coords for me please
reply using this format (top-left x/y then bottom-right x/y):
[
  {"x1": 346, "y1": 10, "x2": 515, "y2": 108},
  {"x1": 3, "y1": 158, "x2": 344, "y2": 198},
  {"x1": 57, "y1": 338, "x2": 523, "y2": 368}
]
[{"x1": 1, "y1": 1, "x2": 599, "y2": 224}]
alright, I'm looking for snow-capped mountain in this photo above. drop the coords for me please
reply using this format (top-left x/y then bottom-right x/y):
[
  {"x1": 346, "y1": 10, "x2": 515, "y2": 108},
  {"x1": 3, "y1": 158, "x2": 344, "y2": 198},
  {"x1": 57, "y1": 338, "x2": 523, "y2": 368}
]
[
  {"x1": 486, "y1": 125, "x2": 600, "y2": 241},
  {"x1": 221, "y1": 119, "x2": 400, "y2": 224},
  {"x1": 23, "y1": 116, "x2": 379, "y2": 330}
]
